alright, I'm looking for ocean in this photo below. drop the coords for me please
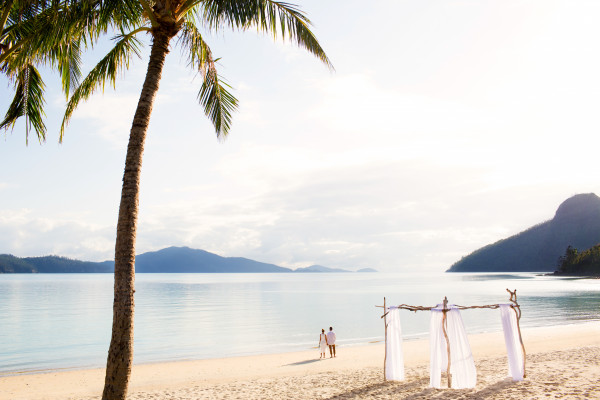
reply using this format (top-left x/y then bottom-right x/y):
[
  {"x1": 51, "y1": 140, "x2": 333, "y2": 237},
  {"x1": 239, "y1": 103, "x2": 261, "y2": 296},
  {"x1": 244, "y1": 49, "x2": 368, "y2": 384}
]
[{"x1": 1, "y1": 272, "x2": 598, "y2": 375}]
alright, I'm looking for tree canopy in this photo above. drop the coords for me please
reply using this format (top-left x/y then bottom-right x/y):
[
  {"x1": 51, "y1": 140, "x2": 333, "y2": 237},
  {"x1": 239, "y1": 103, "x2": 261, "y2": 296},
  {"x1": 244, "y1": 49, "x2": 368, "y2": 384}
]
[
  {"x1": 556, "y1": 244, "x2": 600, "y2": 276},
  {"x1": 1, "y1": 0, "x2": 332, "y2": 144}
]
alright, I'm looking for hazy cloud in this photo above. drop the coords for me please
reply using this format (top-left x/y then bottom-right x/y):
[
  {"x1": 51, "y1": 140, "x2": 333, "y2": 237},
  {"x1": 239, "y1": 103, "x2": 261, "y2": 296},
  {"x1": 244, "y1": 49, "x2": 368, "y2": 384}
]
[{"x1": 0, "y1": 210, "x2": 114, "y2": 260}]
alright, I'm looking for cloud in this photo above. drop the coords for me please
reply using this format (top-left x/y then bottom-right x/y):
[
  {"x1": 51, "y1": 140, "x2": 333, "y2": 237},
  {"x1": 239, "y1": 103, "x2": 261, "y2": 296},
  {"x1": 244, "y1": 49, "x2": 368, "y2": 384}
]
[
  {"x1": 0, "y1": 209, "x2": 114, "y2": 261},
  {"x1": 67, "y1": 92, "x2": 140, "y2": 147},
  {"x1": 127, "y1": 157, "x2": 578, "y2": 271}
]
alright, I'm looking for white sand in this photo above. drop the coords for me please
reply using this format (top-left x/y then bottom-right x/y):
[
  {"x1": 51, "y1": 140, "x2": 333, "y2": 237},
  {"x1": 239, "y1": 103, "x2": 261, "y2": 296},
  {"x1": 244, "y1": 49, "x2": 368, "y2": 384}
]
[{"x1": 1, "y1": 322, "x2": 599, "y2": 400}]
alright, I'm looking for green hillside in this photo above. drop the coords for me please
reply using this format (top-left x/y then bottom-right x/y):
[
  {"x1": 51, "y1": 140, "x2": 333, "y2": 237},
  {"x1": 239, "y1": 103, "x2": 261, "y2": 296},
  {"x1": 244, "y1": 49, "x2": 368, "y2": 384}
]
[
  {"x1": 0, "y1": 254, "x2": 113, "y2": 273},
  {"x1": 448, "y1": 193, "x2": 600, "y2": 272},
  {"x1": 0, "y1": 254, "x2": 35, "y2": 273}
]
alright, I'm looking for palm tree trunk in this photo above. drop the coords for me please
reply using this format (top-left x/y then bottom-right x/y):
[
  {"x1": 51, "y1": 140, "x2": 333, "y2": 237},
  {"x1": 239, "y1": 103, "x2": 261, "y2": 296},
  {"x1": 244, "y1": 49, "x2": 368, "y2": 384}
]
[{"x1": 102, "y1": 31, "x2": 171, "y2": 400}]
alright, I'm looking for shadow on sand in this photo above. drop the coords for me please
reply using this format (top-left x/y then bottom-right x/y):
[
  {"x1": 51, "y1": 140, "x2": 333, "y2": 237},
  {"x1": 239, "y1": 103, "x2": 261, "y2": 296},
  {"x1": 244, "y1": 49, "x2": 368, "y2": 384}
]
[
  {"x1": 284, "y1": 359, "x2": 323, "y2": 366},
  {"x1": 322, "y1": 377, "x2": 518, "y2": 399}
]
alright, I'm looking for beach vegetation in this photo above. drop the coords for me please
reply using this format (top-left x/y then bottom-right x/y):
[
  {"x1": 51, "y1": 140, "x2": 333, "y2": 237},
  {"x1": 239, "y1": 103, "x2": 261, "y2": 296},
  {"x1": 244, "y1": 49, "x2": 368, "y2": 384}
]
[
  {"x1": 1, "y1": 1, "x2": 331, "y2": 399},
  {"x1": 556, "y1": 244, "x2": 600, "y2": 276}
]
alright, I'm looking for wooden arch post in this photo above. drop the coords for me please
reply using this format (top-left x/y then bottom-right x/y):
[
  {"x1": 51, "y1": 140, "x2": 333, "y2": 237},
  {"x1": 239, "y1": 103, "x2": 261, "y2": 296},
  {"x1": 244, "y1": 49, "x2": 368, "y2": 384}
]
[
  {"x1": 507, "y1": 289, "x2": 527, "y2": 378},
  {"x1": 383, "y1": 297, "x2": 387, "y2": 381},
  {"x1": 441, "y1": 296, "x2": 452, "y2": 388}
]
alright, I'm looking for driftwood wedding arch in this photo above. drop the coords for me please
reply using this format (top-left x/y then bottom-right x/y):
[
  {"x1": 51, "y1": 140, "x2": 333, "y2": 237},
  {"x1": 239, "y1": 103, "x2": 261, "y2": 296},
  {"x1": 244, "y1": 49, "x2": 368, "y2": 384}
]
[{"x1": 376, "y1": 289, "x2": 526, "y2": 388}]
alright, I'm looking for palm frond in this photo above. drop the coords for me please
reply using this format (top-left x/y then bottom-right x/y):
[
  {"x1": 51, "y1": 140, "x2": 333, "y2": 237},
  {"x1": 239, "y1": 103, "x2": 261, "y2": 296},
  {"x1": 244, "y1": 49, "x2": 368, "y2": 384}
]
[
  {"x1": 179, "y1": 22, "x2": 238, "y2": 137},
  {"x1": 60, "y1": 33, "x2": 142, "y2": 140},
  {"x1": 198, "y1": 0, "x2": 332, "y2": 69},
  {"x1": 0, "y1": 63, "x2": 46, "y2": 144},
  {"x1": 57, "y1": 39, "x2": 82, "y2": 96},
  {"x1": 179, "y1": 0, "x2": 203, "y2": 19},
  {"x1": 136, "y1": 0, "x2": 158, "y2": 28},
  {"x1": 2, "y1": 1, "x2": 147, "y2": 142},
  {"x1": 198, "y1": 67, "x2": 238, "y2": 138},
  {"x1": 2, "y1": 1, "x2": 93, "y2": 69},
  {"x1": 96, "y1": 0, "x2": 145, "y2": 33},
  {"x1": 1, "y1": 1, "x2": 100, "y2": 142},
  {"x1": 0, "y1": 0, "x2": 16, "y2": 37},
  {"x1": 178, "y1": 20, "x2": 212, "y2": 72}
]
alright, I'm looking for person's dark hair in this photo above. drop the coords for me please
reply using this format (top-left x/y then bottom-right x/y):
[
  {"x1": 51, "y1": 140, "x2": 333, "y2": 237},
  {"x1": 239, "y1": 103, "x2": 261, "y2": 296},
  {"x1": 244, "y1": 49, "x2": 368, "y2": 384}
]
[
  {"x1": 321, "y1": 328, "x2": 324, "y2": 333},
  {"x1": 329, "y1": 327, "x2": 333, "y2": 331}
]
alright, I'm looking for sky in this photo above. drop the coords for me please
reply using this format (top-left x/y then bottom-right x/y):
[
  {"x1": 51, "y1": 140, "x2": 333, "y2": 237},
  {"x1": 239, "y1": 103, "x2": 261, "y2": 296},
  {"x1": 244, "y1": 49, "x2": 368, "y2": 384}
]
[{"x1": 2, "y1": 0, "x2": 600, "y2": 272}]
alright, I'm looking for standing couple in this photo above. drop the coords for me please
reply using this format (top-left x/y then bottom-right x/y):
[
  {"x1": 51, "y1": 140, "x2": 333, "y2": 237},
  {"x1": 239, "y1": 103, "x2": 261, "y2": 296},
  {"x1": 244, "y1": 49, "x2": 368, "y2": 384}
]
[{"x1": 318, "y1": 327, "x2": 336, "y2": 359}]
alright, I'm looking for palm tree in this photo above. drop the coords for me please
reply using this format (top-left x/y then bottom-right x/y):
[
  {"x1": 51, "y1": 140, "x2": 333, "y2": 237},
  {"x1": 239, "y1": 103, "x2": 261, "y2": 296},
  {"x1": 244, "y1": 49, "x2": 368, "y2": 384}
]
[{"x1": 5, "y1": 2, "x2": 331, "y2": 400}]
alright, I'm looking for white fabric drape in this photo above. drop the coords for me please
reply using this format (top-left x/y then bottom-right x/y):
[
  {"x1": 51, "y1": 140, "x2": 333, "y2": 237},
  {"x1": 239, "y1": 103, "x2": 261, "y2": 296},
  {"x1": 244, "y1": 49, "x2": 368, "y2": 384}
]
[
  {"x1": 385, "y1": 307, "x2": 405, "y2": 381},
  {"x1": 500, "y1": 304, "x2": 524, "y2": 381},
  {"x1": 429, "y1": 305, "x2": 477, "y2": 389}
]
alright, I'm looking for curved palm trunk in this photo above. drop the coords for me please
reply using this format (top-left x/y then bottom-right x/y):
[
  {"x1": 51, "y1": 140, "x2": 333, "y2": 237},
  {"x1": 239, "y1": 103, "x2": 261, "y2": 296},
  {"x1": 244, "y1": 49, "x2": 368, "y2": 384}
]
[{"x1": 102, "y1": 31, "x2": 171, "y2": 400}]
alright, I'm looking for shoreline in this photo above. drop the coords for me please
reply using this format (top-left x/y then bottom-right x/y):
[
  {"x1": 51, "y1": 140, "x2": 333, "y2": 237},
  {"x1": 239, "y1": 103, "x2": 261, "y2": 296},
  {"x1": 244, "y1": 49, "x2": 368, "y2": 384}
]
[
  {"x1": 1, "y1": 321, "x2": 599, "y2": 400},
  {"x1": 2, "y1": 319, "x2": 597, "y2": 378}
]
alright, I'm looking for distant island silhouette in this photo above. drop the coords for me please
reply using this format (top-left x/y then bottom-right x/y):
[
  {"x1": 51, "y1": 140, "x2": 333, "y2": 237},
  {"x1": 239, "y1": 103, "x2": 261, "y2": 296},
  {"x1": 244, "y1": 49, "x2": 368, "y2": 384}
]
[
  {"x1": 0, "y1": 246, "x2": 376, "y2": 274},
  {"x1": 448, "y1": 193, "x2": 600, "y2": 273}
]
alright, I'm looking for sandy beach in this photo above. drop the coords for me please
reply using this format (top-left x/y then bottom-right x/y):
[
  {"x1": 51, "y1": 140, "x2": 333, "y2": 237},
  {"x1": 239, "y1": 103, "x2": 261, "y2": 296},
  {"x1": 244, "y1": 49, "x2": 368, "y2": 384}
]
[{"x1": 2, "y1": 322, "x2": 599, "y2": 400}]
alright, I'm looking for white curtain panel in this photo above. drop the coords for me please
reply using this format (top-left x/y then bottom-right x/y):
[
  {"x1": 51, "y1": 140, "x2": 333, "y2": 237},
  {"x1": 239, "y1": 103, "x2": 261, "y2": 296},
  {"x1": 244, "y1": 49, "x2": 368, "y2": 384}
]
[
  {"x1": 500, "y1": 304, "x2": 525, "y2": 381},
  {"x1": 385, "y1": 307, "x2": 405, "y2": 381},
  {"x1": 429, "y1": 306, "x2": 447, "y2": 389},
  {"x1": 429, "y1": 305, "x2": 477, "y2": 389}
]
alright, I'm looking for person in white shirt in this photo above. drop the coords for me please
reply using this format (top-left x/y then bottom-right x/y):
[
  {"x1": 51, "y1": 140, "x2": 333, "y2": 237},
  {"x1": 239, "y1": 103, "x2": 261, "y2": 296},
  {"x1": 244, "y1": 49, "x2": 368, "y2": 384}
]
[{"x1": 326, "y1": 326, "x2": 336, "y2": 358}]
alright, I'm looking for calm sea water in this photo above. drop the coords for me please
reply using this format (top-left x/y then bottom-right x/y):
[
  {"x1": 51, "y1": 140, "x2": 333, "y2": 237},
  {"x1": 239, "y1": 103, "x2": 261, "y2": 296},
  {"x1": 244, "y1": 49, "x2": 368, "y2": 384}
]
[{"x1": 1, "y1": 272, "x2": 598, "y2": 375}]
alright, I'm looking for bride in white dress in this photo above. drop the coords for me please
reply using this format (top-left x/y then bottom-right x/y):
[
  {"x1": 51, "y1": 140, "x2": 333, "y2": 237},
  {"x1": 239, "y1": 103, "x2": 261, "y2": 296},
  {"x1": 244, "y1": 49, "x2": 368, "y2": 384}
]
[{"x1": 318, "y1": 328, "x2": 328, "y2": 359}]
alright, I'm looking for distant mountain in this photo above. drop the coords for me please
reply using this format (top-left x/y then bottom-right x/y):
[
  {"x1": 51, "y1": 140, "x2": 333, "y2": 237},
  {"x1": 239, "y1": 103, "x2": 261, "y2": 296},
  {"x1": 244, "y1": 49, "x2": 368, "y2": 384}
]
[
  {"x1": 0, "y1": 254, "x2": 113, "y2": 273},
  {"x1": 294, "y1": 264, "x2": 352, "y2": 273},
  {"x1": 0, "y1": 247, "x2": 358, "y2": 274},
  {"x1": 448, "y1": 193, "x2": 600, "y2": 272},
  {"x1": 0, "y1": 246, "x2": 370, "y2": 274},
  {"x1": 134, "y1": 246, "x2": 291, "y2": 273}
]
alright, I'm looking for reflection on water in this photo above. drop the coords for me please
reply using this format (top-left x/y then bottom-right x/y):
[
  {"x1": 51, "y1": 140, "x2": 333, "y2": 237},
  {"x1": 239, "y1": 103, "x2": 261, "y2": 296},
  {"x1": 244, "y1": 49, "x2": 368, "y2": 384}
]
[
  {"x1": 0, "y1": 272, "x2": 598, "y2": 375},
  {"x1": 457, "y1": 273, "x2": 536, "y2": 281}
]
